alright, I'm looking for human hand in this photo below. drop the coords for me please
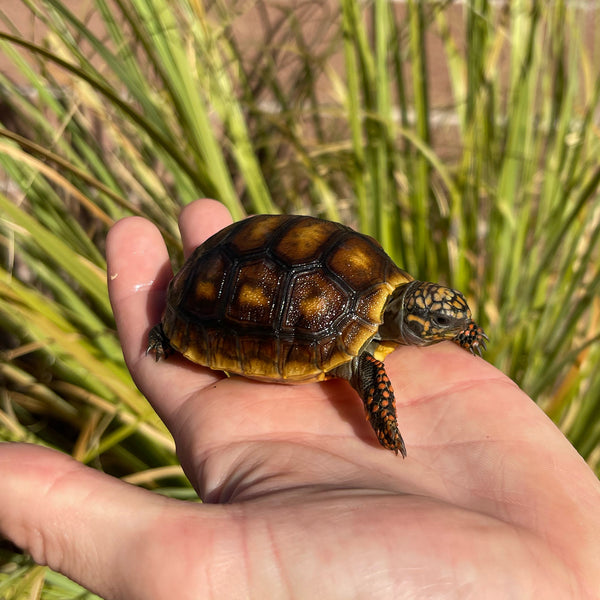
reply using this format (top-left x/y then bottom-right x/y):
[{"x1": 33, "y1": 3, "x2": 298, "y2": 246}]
[{"x1": 1, "y1": 198, "x2": 599, "y2": 599}]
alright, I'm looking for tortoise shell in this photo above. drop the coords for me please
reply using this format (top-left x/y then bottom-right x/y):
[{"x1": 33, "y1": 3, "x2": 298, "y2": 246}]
[
  {"x1": 160, "y1": 214, "x2": 412, "y2": 382},
  {"x1": 149, "y1": 213, "x2": 488, "y2": 455}
]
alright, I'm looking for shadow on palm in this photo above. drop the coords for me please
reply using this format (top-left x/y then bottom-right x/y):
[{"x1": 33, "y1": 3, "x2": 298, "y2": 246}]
[{"x1": 161, "y1": 340, "x2": 510, "y2": 506}]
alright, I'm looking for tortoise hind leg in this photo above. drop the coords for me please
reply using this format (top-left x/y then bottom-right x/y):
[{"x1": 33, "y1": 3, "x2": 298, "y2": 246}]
[
  {"x1": 350, "y1": 352, "x2": 407, "y2": 457},
  {"x1": 147, "y1": 323, "x2": 174, "y2": 361}
]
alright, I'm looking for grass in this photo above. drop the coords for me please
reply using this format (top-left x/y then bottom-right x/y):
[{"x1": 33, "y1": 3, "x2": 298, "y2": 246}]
[{"x1": 1, "y1": 0, "x2": 600, "y2": 596}]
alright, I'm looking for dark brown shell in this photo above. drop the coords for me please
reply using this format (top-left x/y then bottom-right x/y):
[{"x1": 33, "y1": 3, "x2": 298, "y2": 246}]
[{"x1": 161, "y1": 215, "x2": 412, "y2": 381}]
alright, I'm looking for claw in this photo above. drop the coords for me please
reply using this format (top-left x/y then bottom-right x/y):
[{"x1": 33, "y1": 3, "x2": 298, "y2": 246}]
[
  {"x1": 470, "y1": 344, "x2": 482, "y2": 357},
  {"x1": 455, "y1": 321, "x2": 488, "y2": 356},
  {"x1": 470, "y1": 334, "x2": 488, "y2": 356},
  {"x1": 147, "y1": 323, "x2": 174, "y2": 361}
]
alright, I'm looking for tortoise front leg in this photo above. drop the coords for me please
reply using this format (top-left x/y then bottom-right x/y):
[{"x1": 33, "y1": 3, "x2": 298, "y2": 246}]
[{"x1": 348, "y1": 353, "x2": 407, "y2": 457}]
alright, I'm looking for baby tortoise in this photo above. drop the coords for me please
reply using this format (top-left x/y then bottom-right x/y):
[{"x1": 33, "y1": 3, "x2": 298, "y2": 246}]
[{"x1": 148, "y1": 214, "x2": 487, "y2": 457}]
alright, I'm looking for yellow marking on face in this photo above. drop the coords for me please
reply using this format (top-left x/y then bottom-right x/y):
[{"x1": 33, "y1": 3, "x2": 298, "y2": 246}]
[{"x1": 407, "y1": 314, "x2": 429, "y2": 333}]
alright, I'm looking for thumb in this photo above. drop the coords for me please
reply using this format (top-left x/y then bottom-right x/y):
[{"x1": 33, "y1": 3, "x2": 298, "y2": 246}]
[{"x1": 0, "y1": 443, "x2": 222, "y2": 599}]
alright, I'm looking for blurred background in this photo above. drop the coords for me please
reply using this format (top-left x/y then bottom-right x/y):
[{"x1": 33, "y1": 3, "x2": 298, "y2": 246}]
[{"x1": 1, "y1": 0, "x2": 599, "y2": 596}]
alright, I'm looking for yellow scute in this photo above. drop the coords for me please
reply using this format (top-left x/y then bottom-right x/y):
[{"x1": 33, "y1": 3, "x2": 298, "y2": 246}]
[
  {"x1": 300, "y1": 295, "x2": 329, "y2": 316},
  {"x1": 238, "y1": 283, "x2": 268, "y2": 306},
  {"x1": 195, "y1": 280, "x2": 216, "y2": 301}
]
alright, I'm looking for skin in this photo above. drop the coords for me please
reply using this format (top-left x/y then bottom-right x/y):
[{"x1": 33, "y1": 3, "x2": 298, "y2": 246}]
[{"x1": 1, "y1": 198, "x2": 599, "y2": 599}]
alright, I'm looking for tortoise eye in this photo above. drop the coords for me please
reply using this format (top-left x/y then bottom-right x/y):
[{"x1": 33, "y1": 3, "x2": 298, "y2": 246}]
[{"x1": 433, "y1": 315, "x2": 452, "y2": 327}]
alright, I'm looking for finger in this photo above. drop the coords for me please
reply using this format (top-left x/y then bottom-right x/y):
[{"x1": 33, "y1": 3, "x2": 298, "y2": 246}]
[
  {"x1": 107, "y1": 214, "x2": 208, "y2": 413},
  {"x1": 106, "y1": 216, "x2": 216, "y2": 422},
  {"x1": 179, "y1": 198, "x2": 233, "y2": 257},
  {"x1": 106, "y1": 216, "x2": 171, "y2": 371},
  {"x1": 0, "y1": 443, "x2": 246, "y2": 600},
  {"x1": 0, "y1": 444, "x2": 169, "y2": 598},
  {"x1": 106, "y1": 201, "x2": 234, "y2": 423}
]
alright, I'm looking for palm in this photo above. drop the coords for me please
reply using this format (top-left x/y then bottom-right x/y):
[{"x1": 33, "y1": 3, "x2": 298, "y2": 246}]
[
  {"x1": 1, "y1": 199, "x2": 599, "y2": 600},
  {"x1": 106, "y1": 199, "x2": 600, "y2": 597}
]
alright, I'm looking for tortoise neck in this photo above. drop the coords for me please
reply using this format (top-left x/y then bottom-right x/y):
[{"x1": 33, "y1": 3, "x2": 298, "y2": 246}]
[{"x1": 379, "y1": 280, "x2": 426, "y2": 345}]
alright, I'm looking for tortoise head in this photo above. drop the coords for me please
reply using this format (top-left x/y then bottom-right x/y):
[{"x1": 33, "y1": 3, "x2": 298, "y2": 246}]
[{"x1": 381, "y1": 281, "x2": 487, "y2": 355}]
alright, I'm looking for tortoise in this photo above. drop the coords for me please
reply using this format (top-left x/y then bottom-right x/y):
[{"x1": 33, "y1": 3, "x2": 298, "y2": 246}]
[{"x1": 148, "y1": 214, "x2": 487, "y2": 457}]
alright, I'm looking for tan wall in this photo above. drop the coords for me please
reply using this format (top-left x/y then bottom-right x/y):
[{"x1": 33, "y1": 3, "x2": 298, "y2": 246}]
[{"x1": 1, "y1": 1, "x2": 598, "y2": 118}]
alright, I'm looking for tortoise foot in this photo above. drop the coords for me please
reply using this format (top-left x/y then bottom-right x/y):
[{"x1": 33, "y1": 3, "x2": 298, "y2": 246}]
[{"x1": 147, "y1": 323, "x2": 174, "y2": 361}]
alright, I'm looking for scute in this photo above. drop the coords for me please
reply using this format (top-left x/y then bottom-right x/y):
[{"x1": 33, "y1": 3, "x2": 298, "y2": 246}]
[
  {"x1": 340, "y1": 316, "x2": 375, "y2": 357},
  {"x1": 326, "y1": 234, "x2": 388, "y2": 289},
  {"x1": 173, "y1": 249, "x2": 231, "y2": 320},
  {"x1": 283, "y1": 269, "x2": 348, "y2": 334},
  {"x1": 227, "y1": 258, "x2": 281, "y2": 326},
  {"x1": 161, "y1": 214, "x2": 410, "y2": 382},
  {"x1": 227, "y1": 215, "x2": 283, "y2": 253},
  {"x1": 278, "y1": 338, "x2": 327, "y2": 381},
  {"x1": 356, "y1": 286, "x2": 396, "y2": 325},
  {"x1": 273, "y1": 218, "x2": 341, "y2": 264},
  {"x1": 237, "y1": 336, "x2": 284, "y2": 379}
]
